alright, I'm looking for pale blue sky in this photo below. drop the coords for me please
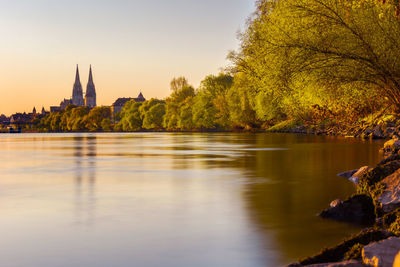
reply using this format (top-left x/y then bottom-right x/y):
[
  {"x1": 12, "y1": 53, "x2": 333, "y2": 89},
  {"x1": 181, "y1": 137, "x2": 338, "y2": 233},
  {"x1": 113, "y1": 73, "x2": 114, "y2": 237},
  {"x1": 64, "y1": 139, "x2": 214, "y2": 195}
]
[{"x1": 0, "y1": 0, "x2": 254, "y2": 115}]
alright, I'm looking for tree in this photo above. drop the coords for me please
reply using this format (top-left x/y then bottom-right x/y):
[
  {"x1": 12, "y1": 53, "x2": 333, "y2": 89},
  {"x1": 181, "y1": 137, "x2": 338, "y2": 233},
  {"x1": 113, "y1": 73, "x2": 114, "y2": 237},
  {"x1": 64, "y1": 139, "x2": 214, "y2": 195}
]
[
  {"x1": 170, "y1": 77, "x2": 189, "y2": 92},
  {"x1": 192, "y1": 73, "x2": 234, "y2": 129},
  {"x1": 118, "y1": 100, "x2": 143, "y2": 131},
  {"x1": 142, "y1": 103, "x2": 166, "y2": 130},
  {"x1": 164, "y1": 77, "x2": 196, "y2": 130},
  {"x1": 229, "y1": 0, "x2": 397, "y2": 127},
  {"x1": 86, "y1": 106, "x2": 112, "y2": 131}
]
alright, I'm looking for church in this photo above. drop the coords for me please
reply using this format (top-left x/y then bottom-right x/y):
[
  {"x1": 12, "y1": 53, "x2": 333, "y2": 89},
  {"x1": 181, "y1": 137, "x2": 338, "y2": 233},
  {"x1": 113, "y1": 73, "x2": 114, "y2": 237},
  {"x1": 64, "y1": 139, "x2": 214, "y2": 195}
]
[
  {"x1": 72, "y1": 65, "x2": 97, "y2": 108},
  {"x1": 48, "y1": 65, "x2": 145, "y2": 115},
  {"x1": 50, "y1": 65, "x2": 97, "y2": 112}
]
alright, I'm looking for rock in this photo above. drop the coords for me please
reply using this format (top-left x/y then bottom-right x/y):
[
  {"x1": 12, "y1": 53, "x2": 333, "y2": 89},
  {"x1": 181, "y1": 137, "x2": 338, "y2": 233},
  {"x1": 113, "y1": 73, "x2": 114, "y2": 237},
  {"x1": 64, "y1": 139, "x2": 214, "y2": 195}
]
[
  {"x1": 365, "y1": 128, "x2": 373, "y2": 135},
  {"x1": 319, "y1": 195, "x2": 375, "y2": 224},
  {"x1": 297, "y1": 229, "x2": 391, "y2": 266},
  {"x1": 331, "y1": 199, "x2": 343, "y2": 208},
  {"x1": 361, "y1": 160, "x2": 400, "y2": 187},
  {"x1": 301, "y1": 260, "x2": 365, "y2": 267},
  {"x1": 338, "y1": 167, "x2": 373, "y2": 185},
  {"x1": 349, "y1": 166, "x2": 373, "y2": 185},
  {"x1": 372, "y1": 125, "x2": 385, "y2": 139},
  {"x1": 379, "y1": 155, "x2": 400, "y2": 165},
  {"x1": 288, "y1": 260, "x2": 364, "y2": 267},
  {"x1": 338, "y1": 169, "x2": 358, "y2": 179},
  {"x1": 378, "y1": 168, "x2": 400, "y2": 213},
  {"x1": 385, "y1": 127, "x2": 396, "y2": 137},
  {"x1": 394, "y1": 252, "x2": 400, "y2": 267},
  {"x1": 383, "y1": 138, "x2": 400, "y2": 154},
  {"x1": 362, "y1": 237, "x2": 400, "y2": 267}
]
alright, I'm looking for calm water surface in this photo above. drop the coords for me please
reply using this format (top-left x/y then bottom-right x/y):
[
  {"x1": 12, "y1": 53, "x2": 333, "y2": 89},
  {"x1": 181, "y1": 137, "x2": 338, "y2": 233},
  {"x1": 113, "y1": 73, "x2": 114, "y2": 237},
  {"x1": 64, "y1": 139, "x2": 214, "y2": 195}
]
[{"x1": 0, "y1": 133, "x2": 384, "y2": 266}]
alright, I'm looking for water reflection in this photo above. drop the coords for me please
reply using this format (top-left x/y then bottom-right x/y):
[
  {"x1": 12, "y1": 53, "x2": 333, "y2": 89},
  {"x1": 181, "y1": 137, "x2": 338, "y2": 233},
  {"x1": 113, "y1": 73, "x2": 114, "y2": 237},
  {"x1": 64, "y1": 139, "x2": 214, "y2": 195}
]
[
  {"x1": 73, "y1": 135, "x2": 97, "y2": 227},
  {"x1": 0, "y1": 133, "x2": 385, "y2": 266}
]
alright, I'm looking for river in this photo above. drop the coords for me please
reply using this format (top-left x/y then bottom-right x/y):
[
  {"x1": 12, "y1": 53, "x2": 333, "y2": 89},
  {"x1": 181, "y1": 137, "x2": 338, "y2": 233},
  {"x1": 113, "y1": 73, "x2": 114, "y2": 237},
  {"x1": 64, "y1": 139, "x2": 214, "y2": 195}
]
[{"x1": 0, "y1": 133, "x2": 384, "y2": 266}]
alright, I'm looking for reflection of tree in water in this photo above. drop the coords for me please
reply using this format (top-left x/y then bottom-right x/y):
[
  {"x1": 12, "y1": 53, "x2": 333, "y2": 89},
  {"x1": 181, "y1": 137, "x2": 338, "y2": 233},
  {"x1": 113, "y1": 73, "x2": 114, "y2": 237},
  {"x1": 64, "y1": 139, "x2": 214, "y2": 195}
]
[
  {"x1": 239, "y1": 135, "x2": 384, "y2": 264},
  {"x1": 73, "y1": 135, "x2": 97, "y2": 227},
  {"x1": 193, "y1": 134, "x2": 383, "y2": 264}
]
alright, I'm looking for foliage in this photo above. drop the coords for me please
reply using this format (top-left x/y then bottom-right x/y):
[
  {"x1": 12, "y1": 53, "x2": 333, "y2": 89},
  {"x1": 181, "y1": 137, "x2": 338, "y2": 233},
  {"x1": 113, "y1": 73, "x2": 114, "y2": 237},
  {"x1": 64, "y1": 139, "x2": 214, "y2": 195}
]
[
  {"x1": 31, "y1": 0, "x2": 400, "y2": 133},
  {"x1": 36, "y1": 105, "x2": 112, "y2": 132},
  {"x1": 227, "y1": 0, "x2": 400, "y2": 128},
  {"x1": 192, "y1": 73, "x2": 234, "y2": 129},
  {"x1": 163, "y1": 78, "x2": 196, "y2": 130},
  {"x1": 344, "y1": 243, "x2": 363, "y2": 260}
]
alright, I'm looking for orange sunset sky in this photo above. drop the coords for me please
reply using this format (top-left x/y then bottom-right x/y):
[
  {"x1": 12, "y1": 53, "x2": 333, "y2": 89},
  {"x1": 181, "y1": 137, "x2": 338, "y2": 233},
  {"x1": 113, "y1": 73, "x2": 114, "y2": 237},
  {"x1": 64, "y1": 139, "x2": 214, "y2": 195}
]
[{"x1": 0, "y1": 0, "x2": 254, "y2": 115}]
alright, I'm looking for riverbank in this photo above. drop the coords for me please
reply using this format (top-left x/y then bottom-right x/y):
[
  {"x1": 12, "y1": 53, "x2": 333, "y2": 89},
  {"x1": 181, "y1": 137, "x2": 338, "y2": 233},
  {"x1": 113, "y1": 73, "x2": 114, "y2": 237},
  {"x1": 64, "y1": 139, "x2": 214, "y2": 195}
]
[
  {"x1": 268, "y1": 112, "x2": 400, "y2": 140},
  {"x1": 288, "y1": 138, "x2": 400, "y2": 266}
]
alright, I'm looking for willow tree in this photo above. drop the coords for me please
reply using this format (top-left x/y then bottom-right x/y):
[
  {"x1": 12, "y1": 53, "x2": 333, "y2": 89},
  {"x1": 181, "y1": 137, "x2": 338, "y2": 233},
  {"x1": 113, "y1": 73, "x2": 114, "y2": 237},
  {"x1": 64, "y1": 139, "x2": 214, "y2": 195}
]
[{"x1": 231, "y1": 0, "x2": 400, "y2": 122}]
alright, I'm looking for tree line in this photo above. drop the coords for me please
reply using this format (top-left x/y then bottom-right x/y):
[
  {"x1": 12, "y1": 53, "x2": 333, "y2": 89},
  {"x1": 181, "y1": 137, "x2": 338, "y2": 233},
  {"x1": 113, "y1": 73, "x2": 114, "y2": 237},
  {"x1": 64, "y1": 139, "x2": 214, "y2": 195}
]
[{"x1": 36, "y1": 0, "x2": 400, "y2": 132}]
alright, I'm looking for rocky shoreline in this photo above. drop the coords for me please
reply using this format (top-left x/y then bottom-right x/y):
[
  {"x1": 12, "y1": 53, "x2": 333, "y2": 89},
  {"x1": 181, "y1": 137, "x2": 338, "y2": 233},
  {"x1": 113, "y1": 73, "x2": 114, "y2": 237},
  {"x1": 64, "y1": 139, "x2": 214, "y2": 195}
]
[
  {"x1": 270, "y1": 114, "x2": 400, "y2": 140},
  {"x1": 288, "y1": 138, "x2": 400, "y2": 267}
]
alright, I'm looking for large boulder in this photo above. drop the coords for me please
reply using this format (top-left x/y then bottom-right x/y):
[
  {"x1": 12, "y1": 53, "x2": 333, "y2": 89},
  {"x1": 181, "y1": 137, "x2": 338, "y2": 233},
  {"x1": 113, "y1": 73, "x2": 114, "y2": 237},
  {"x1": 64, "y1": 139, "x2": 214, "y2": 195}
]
[
  {"x1": 378, "y1": 168, "x2": 400, "y2": 213},
  {"x1": 362, "y1": 237, "x2": 400, "y2": 267},
  {"x1": 301, "y1": 260, "x2": 365, "y2": 267},
  {"x1": 383, "y1": 138, "x2": 400, "y2": 154},
  {"x1": 338, "y1": 169, "x2": 359, "y2": 179},
  {"x1": 349, "y1": 166, "x2": 373, "y2": 185},
  {"x1": 319, "y1": 195, "x2": 375, "y2": 224},
  {"x1": 359, "y1": 160, "x2": 400, "y2": 188},
  {"x1": 372, "y1": 124, "x2": 385, "y2": 139},
  {"x1": 338, "y1": 166, "x2": 373, "y2": 185},
  {"x1": 395, "y1": 252, "x2": 400, "y2": 267}
]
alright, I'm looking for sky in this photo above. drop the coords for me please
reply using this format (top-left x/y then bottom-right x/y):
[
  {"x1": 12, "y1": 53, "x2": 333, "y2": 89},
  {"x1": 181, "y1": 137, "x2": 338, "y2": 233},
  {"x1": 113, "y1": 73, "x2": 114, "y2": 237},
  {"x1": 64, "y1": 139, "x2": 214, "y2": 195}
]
[{"x1": 0, "y1": 0, "x2": 255, "y2": 115}]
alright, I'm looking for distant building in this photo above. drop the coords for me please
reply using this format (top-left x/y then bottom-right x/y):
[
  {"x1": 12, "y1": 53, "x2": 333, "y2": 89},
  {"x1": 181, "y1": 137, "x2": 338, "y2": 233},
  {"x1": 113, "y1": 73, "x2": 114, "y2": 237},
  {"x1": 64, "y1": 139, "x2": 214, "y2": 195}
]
[
  {"x1": 0, "y1": 114, "x2": 9, "y2": 126},
  {"x1": 48, "y1": 65, "x2": 97, "y2": 113},
  {"x1": 50, "y1": 106, "x2": 61, "y2": 113},
  {"x1": 72, "y1": 65, "x2": 85, "y2": 107},
  {"x1": 135, "y1": 92, "x2": 145, "y2": 102},
  {"x1": 60, "y1": 99, "x2": 71, "y2": 110},
  {"x1": 10, "y1": 113, "x2": 34, "y2": 127},
  {"x1": 111, "y1": 93, "x2": 146, "y2": 120},
  {"x1": 85, "y1": 65, "x2": 96, "y2": 108},
  {"x1": 32, "y1": 107, "x2": 37, "y2": 114},
  {"x1": 71, "y1": 64, "x2": 97, "y2": 108}
]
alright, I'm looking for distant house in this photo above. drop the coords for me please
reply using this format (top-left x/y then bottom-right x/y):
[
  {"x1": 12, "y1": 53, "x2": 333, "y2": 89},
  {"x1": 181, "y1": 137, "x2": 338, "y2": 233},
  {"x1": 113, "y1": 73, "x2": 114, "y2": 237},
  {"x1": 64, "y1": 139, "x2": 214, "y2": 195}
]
[
  {"x1": 0, "y1": 114, "x2": 9, "y2": 126},
  {"x1": 111, "y1": 93, "x2": 146, "y2": 121},
  {"x1": 9, "y1": 113, "x2": 34, "y2": 128},
  {"x1": 50, "y1": 106, "x2": 61, "y2": 113},
  {"x1": 60, "y1": 99, "x2": 72, "y2": 110}
]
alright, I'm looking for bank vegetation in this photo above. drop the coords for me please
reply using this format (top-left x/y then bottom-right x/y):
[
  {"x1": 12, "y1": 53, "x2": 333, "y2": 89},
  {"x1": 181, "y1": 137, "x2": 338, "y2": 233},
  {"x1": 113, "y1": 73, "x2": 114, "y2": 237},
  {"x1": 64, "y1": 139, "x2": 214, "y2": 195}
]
[{"x1": 35, "y1": 0, "x2": 400, "y2": 134}]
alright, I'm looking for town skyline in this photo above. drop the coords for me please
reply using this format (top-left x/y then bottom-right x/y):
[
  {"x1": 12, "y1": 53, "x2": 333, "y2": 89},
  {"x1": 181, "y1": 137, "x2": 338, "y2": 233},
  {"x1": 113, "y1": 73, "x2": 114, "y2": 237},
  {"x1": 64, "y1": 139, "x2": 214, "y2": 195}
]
[{"x1": 0, "y1": 0, "x2": 254, "y2": 116}]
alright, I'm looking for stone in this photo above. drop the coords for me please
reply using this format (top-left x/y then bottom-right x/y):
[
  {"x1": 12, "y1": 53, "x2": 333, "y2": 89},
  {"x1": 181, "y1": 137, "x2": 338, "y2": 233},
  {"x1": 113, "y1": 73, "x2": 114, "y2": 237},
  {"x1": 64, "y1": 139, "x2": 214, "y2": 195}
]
[
  {"x1": 362, "y1": 237, "x2": 400, "y2": 267},
  {"x1": 301, "y1": 260, "x2": 365, "y2": 267},
  {"x1": 319, "y1": 195, "x2": 375, "y2": 224},
  {"x1": 349, "y1": 166, "x2": 373, "y2": 185},
  {"x1": 386, "y1": 127, "x2": 396, "y2": 137},
  {"x1": 338, "y1": 169, "x2": 358, "y2": 179},
  {"x1": 383, "y1": 138, "x2": 400, "y2": 154},
  {"x1": 378, "y1": 168, "x2": 400, "y2": 213},
  {"x1": 394, "y1": 252, "x2": 400, "y2": 267},
  {"x1": 379, "y1": 155, "x2": 400, "y2": 166},
  {"x1": 363, "y1": 160, "x2": 400, "y2": 187},
  {"x1": 330, "y1": 199, "x2": 343, "y2": 208},
  {"x1": 372, "y1": 125, "x2": 385, "y2": 139}
]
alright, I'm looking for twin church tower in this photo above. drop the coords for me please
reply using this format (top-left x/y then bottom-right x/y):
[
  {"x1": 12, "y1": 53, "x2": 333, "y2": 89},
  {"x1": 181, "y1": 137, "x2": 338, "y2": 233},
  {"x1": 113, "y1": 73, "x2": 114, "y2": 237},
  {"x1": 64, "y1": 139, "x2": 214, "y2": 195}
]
[{"x1": 72, "y1": 65, "x2": 96, "y2": 108}]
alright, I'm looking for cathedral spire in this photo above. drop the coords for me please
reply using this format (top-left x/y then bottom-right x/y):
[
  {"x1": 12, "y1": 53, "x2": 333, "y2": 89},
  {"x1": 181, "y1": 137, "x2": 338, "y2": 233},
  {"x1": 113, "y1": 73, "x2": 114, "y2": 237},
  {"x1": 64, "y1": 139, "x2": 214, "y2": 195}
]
[
  {"x1": 88, "y1": 65, "x2": 93, "y2": 83},
  {"x1": 85, "y1": 65, "x2": 97, "y2": 108},
  {"x1": 75, "y1": 64, "x2": 80, "y2": 83},
  {"x1": 72, "y1": 64, "x2": 84, "y2": 106}
]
